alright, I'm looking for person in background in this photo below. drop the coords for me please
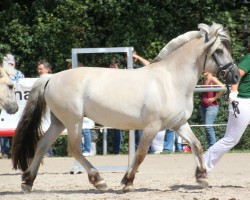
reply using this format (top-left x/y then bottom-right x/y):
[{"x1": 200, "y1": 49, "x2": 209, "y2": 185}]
[
  {"x1": 131, "y1": 50, "x2": 150, "y2": 68},
  {"x1": 150, "y1": 130, "x2": 165, "y2": 154},
  {"x1": 66, "y1": 59, "x2": 73, "y2": 69},
  {"x1": 65, "y1": 58, "x2": 92, "y2": 157},
  {"x1": 67, "y1": 58, "x2": 96, "y2": 174},
  {"x1": 162, "y1": 129, "x2": 183, "y2": 153},
  {"x1": 200, "y1": 72, "x2": 225, "y2": 148},
  {"x1": 37, "y1": 59, "x2": 52, "y2": 76},
  {"x1": 0, "y1": 53, "x2": 24, "y2": 158},
  {"x1": 37, "y1": 59, "x2": 53, "y2": 157},
  {"x1": 70, "y1": 115, "x2": 95, "y2": 174},
  {"x1": 66, "y1": 58, "x2": 84, "y2": 69},
  {"x1": 3, "y1": 53, "x2": 25, "y2": 82},
  {"x1": 109, "y1": 60, "x2": 123, "y2": 154},
  {"x1": 204, "y1": 47, "x2": 250, "y2": 173},
  {"x1": 128, "y1": 51, "x2": 150, "y2": 150}
]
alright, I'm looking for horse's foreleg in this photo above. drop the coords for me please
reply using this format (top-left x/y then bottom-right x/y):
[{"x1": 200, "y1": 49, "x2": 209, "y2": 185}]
[
  {"x1": 121, "y1": 126, "x2": 158, "y2": 192},
  {"x1": 21, "y1": 117, "x2": 65, "y2": 193},
  {"x1": 67, "y1": 131, "x2": 107, "y2": 191},
  {"x1": 175, "y1": 123, "x2": 208, "y2": 188}
]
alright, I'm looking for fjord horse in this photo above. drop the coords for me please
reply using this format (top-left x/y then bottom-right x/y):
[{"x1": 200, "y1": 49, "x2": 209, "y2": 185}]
[{"x1": 12, "y1": 22, "x2": 240, "y2": 193}]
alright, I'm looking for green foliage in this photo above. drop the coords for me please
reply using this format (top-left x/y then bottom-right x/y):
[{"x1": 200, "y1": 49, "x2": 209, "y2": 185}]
[
  {"x1": 1, "y1": 0, "x2": 248, "y2": 76},
  {"x1": 52, "y1": 135, "x2": 68, "y2": 157}
]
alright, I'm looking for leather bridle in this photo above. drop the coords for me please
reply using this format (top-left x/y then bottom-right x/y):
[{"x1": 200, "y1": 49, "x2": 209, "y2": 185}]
[
  {"x1": 203, "y1": 33, "x2": 240, "y2": 118},
  {"x1": 203, "y1": 33, "x2": 237, "y2": 79}
]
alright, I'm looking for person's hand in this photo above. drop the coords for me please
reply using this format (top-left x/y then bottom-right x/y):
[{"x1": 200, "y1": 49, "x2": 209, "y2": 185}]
[
  {"x1": 229, "y1": 91, "x2": 238, "y2": 103},
  {"x1": 207, "y1": 97, "x2": 216, "y2": 103}
]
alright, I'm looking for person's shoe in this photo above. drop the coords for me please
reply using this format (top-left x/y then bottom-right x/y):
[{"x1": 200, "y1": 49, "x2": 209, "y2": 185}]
[
  {"x1": 182, "y1": 145, "x2": 191, "y2": 153},
  {"x1": 70, "y1": 165, "x2": 83, "y2": 175},
  {"x1": 161, "y1": 150, "x2": 172, "y2": 154},
  {"x1": 153, "y1": 151, "x2": 162, "y2": 154},
  {"x1": 1, "y1": 154, "x2": 9, "y2": 159},
  {"x1": 82, "y1": 152, "x2": 90, "y2": 157}
]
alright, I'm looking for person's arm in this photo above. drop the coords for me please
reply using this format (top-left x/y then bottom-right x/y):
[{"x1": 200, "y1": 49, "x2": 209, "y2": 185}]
[
  {"x1": 133, "y1": 54, "x2": 150, "y2": 66},
  {"x1": 211, "y1": 76, "x2": 225, "y2": 100},
  {"x1": 229, "y1": 68, "x2": 245, "y2": 103}
]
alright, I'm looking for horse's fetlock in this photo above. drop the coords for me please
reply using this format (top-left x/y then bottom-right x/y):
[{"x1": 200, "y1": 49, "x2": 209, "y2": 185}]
[
  {"x1": 195, "y1": 167, "x2": 207, "y2": 179},
  {"x1": 22, "y1": 171, "x2": 35, "y2": 187}
]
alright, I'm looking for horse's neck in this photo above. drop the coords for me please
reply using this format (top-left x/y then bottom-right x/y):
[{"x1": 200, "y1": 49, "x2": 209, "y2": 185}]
[{"x1": 163, "y1": 38, "x2": 204, "y2": 89}]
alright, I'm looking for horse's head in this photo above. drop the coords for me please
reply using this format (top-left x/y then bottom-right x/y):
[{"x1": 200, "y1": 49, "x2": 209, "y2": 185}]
[
  {"x1": 199, "y1": 22, "x2": 240, "y2": 84},
  {"x1": 0, "y1": 61, "x2": 18, "y2": 114}
]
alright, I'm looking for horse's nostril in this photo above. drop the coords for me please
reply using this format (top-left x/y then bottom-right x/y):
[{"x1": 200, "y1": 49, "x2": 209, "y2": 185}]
[{"x1": 235, "y1": 75, "x2": 240, "y2": 80}]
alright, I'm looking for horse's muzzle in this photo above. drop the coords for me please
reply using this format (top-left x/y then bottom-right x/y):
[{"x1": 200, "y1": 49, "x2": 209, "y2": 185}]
[
  {"x1": 218, "y1": 62, "x2": 240, "y2": 85},
  {"x1": 5, "y1": 102, "x2": 19, "y2": 114}
]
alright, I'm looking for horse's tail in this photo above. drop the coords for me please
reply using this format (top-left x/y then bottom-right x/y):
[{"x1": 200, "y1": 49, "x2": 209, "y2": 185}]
[{"x1": 12, "y1": 76, "x2": 51, "y2": 171}]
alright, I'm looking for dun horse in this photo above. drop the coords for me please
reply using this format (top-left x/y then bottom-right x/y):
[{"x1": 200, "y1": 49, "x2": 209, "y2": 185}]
[
  {"x1": 12, "y1": 22, "x2": 240, "y2": 193},
  {"x1": 0, "y1": 61, "x2": 18, "y2": 114}
]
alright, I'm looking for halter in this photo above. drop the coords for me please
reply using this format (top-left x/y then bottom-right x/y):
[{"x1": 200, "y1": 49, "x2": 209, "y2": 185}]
[
  {"x1": 203, "y1": 33, "x2": 237, "y2": 78},
  {"x1": 203, "y1": 33, "x2": 240, "y2": 118}
]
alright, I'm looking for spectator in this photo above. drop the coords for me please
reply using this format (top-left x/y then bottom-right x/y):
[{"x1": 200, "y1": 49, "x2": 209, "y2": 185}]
[
  {"x1": 200, "y1": 72, "x2": 225, "y2": 148},
  {"x1": 67, "y1": 59, "x2": 96, "y2": 174},
  {"x1": 37, "y1": 59, "x2": 52, "y2": 76},
  {"x1": 109, "y1": 60, "x2": 123, "y2": 154},
  {"x1": 37, "y1": 59, "x2": 53, "y2": 157},
  {"x1": 3, "y1": 53, "x2": 25, "y2": 82},
  {"x1": 163, "y1": 129, "x2": 183, "y2": 153},
  {"x1": 131, "y1": 50, "x2": 150, "y2": 68},
  {"x1": 127, "y1": 51, "x2": 150, "y2": 149},
  {"x1": 65, "y1": 58, "x2": 93, "y2": 156},
  {"x1": 70, "y1": 118, "x2": 95, "y2": 175},
  {"x1": 0, "y1": 53, "x2": 24, "y2": 158},
  {"x1": 150, "y1": 130, "x2": 165, "y2": 154},
  {"x1": 81, "y1": 118, "x2": 94, "y2": 157}
]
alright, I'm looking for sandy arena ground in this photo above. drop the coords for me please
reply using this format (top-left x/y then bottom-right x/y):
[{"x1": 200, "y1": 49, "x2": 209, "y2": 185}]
[{"x1": 0, "y1": 153, "x2": 250, "y2": 200}]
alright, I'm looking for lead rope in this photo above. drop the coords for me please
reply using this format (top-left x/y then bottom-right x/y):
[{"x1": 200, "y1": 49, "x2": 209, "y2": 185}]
[
  {"x1": 225, "y1": 72, "x2": 240, "y2": 118},
  {"x1": 232, "y1": 100, "x2": 240, "y2": 118}
]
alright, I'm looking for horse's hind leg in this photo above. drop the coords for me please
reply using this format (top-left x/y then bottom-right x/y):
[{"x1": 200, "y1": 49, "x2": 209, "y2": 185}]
[
  {"x1": 121, "y1": 124, "x2": 160, "y2": 192},
  {"x1": 21, "y1": 113, "x2": 65, "y2": 193},
  {"x1": 67, "y1": 127, "x2": 107, "y2": 191},
  {"x1": 174, "y1": 123, "x2": 208, "y2": 188}
]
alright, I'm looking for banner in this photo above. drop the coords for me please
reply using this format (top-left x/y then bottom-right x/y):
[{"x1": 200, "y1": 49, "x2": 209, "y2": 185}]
[{"x1": 0, "y1": 78, "x2": 94, "y2": 136}]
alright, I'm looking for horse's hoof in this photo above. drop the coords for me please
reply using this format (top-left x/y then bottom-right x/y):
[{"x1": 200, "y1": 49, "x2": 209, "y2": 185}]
[
  {"x1": 94, "y1": 180, "x2": 108, "y2": 191},
  {"x1": 122, "y1": 184, "x2": 135, "y2": 193},
  {"x1": 21, "y1": 183, "x2": 32, "y2": 193},
  {"x1": 197, "y1": 178, "x2": 209, "y2": 188}
]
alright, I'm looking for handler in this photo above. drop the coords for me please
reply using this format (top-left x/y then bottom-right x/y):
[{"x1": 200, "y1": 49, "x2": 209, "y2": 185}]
[{"x1": 204, "y1": 46, "x2": 250, "y2": 172}]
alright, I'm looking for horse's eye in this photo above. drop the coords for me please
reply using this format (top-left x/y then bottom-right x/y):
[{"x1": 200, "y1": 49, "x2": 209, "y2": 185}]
[{"x1": 215, "y1": 49, "x2": 223, "y2": 54}]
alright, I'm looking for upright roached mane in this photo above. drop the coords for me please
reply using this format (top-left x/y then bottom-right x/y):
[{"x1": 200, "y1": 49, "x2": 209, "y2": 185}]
[
  {"x1": 153, "y1": 22, "x2": 231, "y2": 62},
  {"x1": 11, "y1": 22, "x2": 240, "y2": 194}
]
